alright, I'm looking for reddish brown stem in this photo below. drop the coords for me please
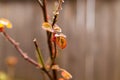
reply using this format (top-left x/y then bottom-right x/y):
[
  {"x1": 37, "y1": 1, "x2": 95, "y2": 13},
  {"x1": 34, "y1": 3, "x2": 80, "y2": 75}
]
[
  {"x1": 2, "y1": 31, "x2": 41, "y2": 68},
  {"x1": 36, "y1": 0, "x2": 59, "y2": 79},
  {"x1": 2, "y1": 31, "x2": 53, "y2": 80},
  {"x1": 42, "y1": 0, "x2": 53, "y2": 61},
  {"x1": 42, "y1": 0, "x2": 48, "y2": 22},
  {"x1": 42, "y1": 0, "x2": 58, "y2": 80},
  {"x1": 51, "y1": 15, "x2": 58, "y2": 80}
]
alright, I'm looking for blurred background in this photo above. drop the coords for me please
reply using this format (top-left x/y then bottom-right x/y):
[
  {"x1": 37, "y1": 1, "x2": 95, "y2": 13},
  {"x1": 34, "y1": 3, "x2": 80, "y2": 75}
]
[{"x1": 0, "y1": 0, "x2": 120, "y2": 80}]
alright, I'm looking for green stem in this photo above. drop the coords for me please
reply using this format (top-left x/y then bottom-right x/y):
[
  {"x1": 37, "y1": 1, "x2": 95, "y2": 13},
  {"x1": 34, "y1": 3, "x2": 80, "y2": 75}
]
[
  {"x1": 33, "y1": 39, "x2": 53, "y2": 80},
  {"x1": 33, "y1": 39, "x2": 45, "y2": 68}
]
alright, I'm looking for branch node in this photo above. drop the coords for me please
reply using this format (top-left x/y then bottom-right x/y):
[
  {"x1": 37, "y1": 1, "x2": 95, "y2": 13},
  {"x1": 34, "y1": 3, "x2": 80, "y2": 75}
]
[{"x1": 23, "y1": 53, "x2": 28, "y2": 59}]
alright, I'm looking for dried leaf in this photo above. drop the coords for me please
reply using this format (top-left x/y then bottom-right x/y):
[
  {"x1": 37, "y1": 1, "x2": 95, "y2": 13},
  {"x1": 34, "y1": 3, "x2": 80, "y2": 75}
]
[
  {"x1": 61, "y1": 69, "x2": 72, "y2": 80},
  {"x1": 0, "y1": 24, "x2": 4, "y2": 28},
  {"x1": 53, "y1": 25, "x2": 62, "y2": 32},
  {"x1": 42, "y1": 22, "x2": 53, "y2": 32},
  {"x1": 55, "y1": 33, "x2": 67, "y2": 49},
  {"x1": 0, "y1": 18, "x2": 12, "y2": 28}
]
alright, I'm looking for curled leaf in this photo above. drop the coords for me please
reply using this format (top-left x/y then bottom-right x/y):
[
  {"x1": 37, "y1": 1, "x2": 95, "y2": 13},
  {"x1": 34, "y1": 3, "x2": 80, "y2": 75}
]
[
  {"x1": 55, "y1": 33, "x2": 67, "y2": 49},
  {"x1": 42, "y1": 22, "x2": 53, "y2": 32},
  {"x1": 0, "y1": 24, "x2": 4, "y2": 28},
  {"x1": 0, "y1": 18, "x2": 12, "y2": 28},
  {"x1": 0, "y1": 18, "x2": 12, "y2": 32},
  {"x1": 61, "y1": 69, "x2": 72, "y2": 80},
  {"x1": 53, "y1": 25, "x2": 62, "y2": 32}
]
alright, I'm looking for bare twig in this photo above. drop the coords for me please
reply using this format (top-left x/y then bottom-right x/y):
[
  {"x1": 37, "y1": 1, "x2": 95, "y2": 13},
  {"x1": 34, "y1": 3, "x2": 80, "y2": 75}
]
[
  {"x1": 33, "y1": 39, "x2": 53, "y2": 80},
  {"x1": 50, "y1": 1, "x2": 64, "y2": 79},
  {"x1": 2, "y1": 31, "x2": 53, "y2": 80},
  {"x1": 41, "y1": 0, "x2": 58, "y2": 80},
  {"x1": 0, "y1": 0, "x2": 65, "y2": 80},
  {"x1": 42, "y1": 0, "x2": 48, "y2": 22},
  {"x1": 2, "y1": 31, "x2": 41, "y2": 68},
  {"x1": 41, "y1": 0, "x2": 53, "y2": 61}
]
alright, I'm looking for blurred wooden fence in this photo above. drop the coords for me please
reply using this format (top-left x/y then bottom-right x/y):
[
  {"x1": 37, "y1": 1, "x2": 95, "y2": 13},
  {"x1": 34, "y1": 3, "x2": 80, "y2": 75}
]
[{"x1": 0, "y1": 0, "x2": 120, "y2": 80}]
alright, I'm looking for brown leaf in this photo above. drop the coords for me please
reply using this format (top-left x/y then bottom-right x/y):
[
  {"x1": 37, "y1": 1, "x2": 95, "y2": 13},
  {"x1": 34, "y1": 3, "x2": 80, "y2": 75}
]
[{"x1": 55, "y1": 33, "x2": 67, "y2": 49}]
